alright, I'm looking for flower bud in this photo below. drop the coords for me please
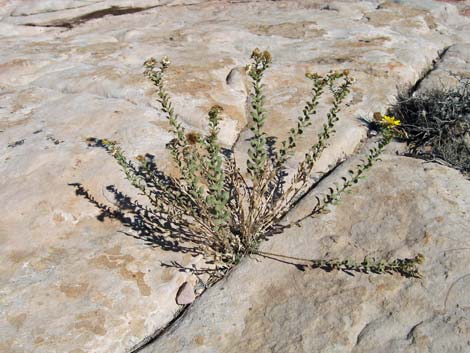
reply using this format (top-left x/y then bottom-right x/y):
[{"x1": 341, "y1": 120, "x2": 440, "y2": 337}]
[
  {"x1": 262, "y1": 50, "x2": 272, "y2": 63},
  {"x1": 143, "y1": 57, "x2": 158, "y2": 68},
  {"x1": 186, "y1": 131, "x2": 201, "y2": 145},
  {"x1": 373, "y1": 112, "x2": 383, "y2": 121},
  {"x1": 306, "y1": 72, "x2": 321, "y2": 80},
  {"x1": 161, "y1": 56, "x2": 171, "y2": 68},
  {"x1": 251, "y1": 48, "x2": 261, "y2": 59}
]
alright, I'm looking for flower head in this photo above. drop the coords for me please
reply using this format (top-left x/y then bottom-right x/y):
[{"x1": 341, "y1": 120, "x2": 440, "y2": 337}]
[
  {"x1": 251, "y1": 48, "x2": 261, "y2": 59},
  {"x1": 305, "y1": 72, "x2": 321, "y2": 80},
  {"x1": 160, "y1": 56, "x2": 171, "y2": 69},
  {"x1": 262, "y1": 50, "x2": 272, "y2": 64},
  {"x1": 186, "y1": 131, "x2": 201, "y2": 145},
  {"x1": 382, "y1": 115, "x2": 401, "y2": 127},
  {"x1": 209, "y1": 105, "x2": 223, "y2": 116},
  {"x1": 143, "y1": 57, "x2": 158, "y2": 69}
]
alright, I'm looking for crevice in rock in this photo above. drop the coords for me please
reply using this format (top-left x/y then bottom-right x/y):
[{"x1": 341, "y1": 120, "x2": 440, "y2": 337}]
[
  {"x1": 355, "y1": 319, "x2": 373, "y2": 346},
  {"x1": 128, "y1": 306, "x2": 188, "y2": 353},
  {"x1": 22, "y1": 22, "x2": 72, "y2": 29},
  {"x1": 128, "y1": 262, "x2": 240, "y2": 352},
  {"x1": 406, "y1": 320, "x2": 424, "y2": 343},
  {"x1": 20, "y1": 0, "x2": 291, "y2": 29},
  {"x1": 23, "y1": 6, "x2": 159, "y2": 29},
  {"x1": 126, "y1": 43, "x2": 455, "y2": 353},
  {"x1": 407, "y1": 45, "x2": 452, "y2": 95}
]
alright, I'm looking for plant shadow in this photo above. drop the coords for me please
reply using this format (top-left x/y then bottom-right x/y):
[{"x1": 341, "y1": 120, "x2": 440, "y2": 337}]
[
  {"x1": 69, "y1": 182, "x2": 204, "y2": 256},
  {"x1": 70, "y1": 137, "x2": 326, "y2": 278}
]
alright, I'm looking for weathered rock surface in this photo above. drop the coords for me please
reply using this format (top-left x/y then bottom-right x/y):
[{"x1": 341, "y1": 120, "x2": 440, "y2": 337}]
[
  {"x1": 1, "y1": 1, "x2": 470, "y2": 353},
  {"x1": 0, "y1": 0, "x2": 205, "y2": 27},
  {"x1": 419, "y1": 42, "x2": 470, "y2": 90},
  {"x1": 436, "y1": 0, "x2": 470, "y2": 17},
  {"x1": 141, "y1": 152, "x2": 470, "y2": 353},
  {"x1": 141, "y1": 27, "x2": 470, "y2": 353}
]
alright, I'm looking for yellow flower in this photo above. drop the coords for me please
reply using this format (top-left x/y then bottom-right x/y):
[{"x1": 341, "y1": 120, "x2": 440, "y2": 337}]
[{"x1": 382, "y1": 115, "x2": 401, "y2": 126}]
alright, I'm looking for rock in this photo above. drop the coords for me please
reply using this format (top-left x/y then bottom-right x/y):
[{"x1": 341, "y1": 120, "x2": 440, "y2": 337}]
[
  {"x1": 431, "y1": 0, "x2": 470, "y2": 17},
  {"x1": 226, "y1": 67, "x2": 249, "y2": 96},
  {"x1": 176, "y1": 282, "x2": 196, "y2": 305},
  {"x1": 1, "y1": 1, "x2": 470, "y2": 353},
  {"x1": 1, "y1": 1, "x2": 206, "y2": 27},
  {"x1": 140, "y1": 154, "x2": 470, "y2": 353},
  {"x1": 418, "y1": 43, "x2": 470, "y2": 91}
]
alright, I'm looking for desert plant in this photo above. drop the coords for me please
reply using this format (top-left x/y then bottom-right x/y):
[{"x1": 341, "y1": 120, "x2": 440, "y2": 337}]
[
  {"x1": 388, "y1": 79, "x2": 470, "y2": 174},
  {"x1": 95, "y1": 49, "x2": 421, "y2": 277}
]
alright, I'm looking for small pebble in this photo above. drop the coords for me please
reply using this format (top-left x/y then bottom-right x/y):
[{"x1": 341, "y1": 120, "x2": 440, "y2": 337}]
[
  {"x1": 176, "y1": 281, "x2": 195, "y2": 305},
  {"x1": 367, "y1": 130, "x2": 378, "y2": 137}
]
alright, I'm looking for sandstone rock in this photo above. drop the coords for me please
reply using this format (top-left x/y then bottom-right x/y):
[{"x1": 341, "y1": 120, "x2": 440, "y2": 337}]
[{"x1": 1, "y1": 1, "x2": 470, "y2": 353}]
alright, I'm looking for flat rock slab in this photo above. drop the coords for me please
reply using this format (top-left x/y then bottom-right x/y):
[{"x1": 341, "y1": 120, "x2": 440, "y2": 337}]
[
  {"x1": 141, "y1": 153, "x2": 470, "y2": 353},
  {"x1": 419, "y1": 42, "x2": 470, "y2": 90},
  {"x1": 1, "y1": 1, "x2": 470, "y2": 353}
]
